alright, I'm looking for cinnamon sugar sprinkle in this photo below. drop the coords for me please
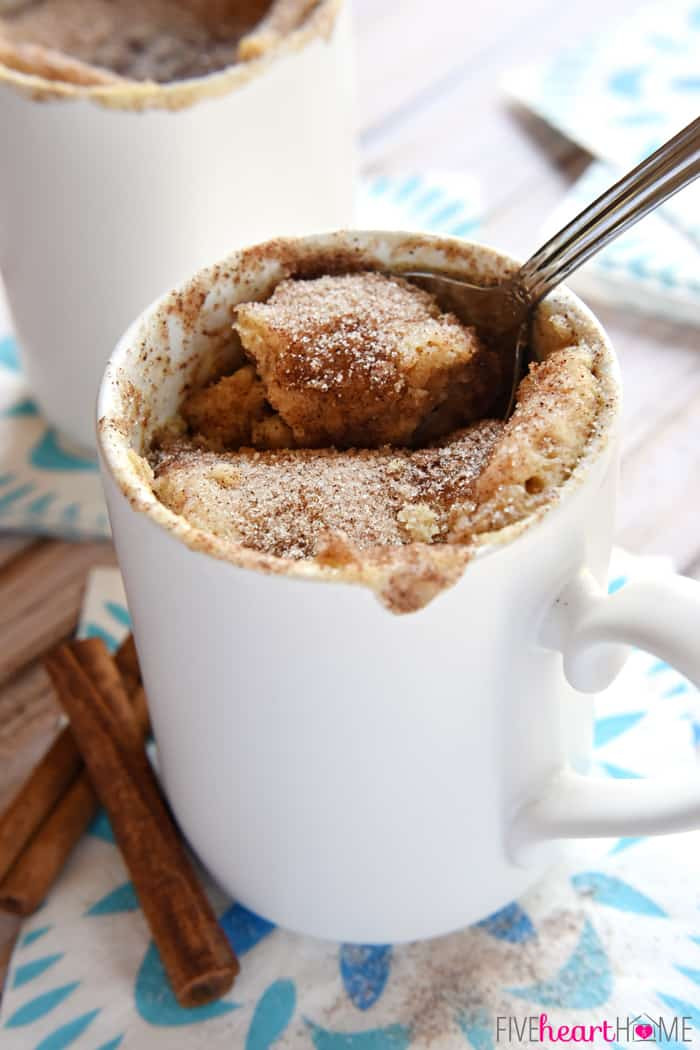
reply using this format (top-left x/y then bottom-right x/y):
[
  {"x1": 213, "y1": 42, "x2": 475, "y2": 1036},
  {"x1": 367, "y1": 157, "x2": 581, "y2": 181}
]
[
  {"x1": 0, "y1": 0, "x2": 314, "y2": 84},
  {"x1": 147, "y1": 267, "x2": 610, "y2": 611},
  {"x1": 234, "y1": 272, "x2": 501, "y2": 447},
  {"x1": 152, "y1": 422, "x2": 503, "y2": 559},
  {"x1": 244, "y1": 271, "x2": 447, "y2": 394}
]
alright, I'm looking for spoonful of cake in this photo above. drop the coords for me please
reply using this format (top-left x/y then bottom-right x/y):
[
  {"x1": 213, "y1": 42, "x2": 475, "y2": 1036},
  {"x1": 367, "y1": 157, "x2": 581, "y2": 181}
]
[
  {"x1": 393, "y1": 115, "x2": 700, "y2": 417},
  {"x1": 179, "y1": 118, "x2": 699, "y2": 457}
]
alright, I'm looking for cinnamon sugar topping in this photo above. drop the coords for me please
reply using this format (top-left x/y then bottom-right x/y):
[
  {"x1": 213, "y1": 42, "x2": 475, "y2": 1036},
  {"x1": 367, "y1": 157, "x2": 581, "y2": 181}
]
[
  {"x1": 0, "y1": 0, "x2": 314, "y2": 84},
  {"x1": 147, "y1": 265, "x2": 609, "y2": 612},
  {"x1": 234, "y1": 272, "x2": 501, "y2": 447},
  {"x1": 152, "y1": 422, "x2": 503, "y2": 560}
]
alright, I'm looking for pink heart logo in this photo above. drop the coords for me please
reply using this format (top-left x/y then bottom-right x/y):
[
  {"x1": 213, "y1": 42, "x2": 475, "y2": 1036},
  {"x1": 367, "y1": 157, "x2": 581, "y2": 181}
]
[{"x1": 635, "y1": 1024, "x2": 653, "y2": 1040}]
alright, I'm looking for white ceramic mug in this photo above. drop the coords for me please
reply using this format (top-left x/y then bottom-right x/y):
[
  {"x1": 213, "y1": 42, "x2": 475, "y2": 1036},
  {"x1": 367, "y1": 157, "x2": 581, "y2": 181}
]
[
  {"x1": 0, "y1": 0, "x2": 354, "y2": 451},
  {"x1": 97, "y1": 231, "x2": 700, "y2": 945}
]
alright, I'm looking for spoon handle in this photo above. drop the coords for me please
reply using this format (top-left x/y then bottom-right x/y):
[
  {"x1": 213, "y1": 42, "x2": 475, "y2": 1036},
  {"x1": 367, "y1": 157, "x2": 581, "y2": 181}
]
[{"x1": 518, "y1": 116, "x2": 700, "y2": 303}]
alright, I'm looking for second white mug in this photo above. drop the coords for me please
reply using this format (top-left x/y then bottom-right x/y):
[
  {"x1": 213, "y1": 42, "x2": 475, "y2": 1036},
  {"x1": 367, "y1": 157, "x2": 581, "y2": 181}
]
[{"x1": 0, "y1": 0, "x2": 355, "y2": 450}]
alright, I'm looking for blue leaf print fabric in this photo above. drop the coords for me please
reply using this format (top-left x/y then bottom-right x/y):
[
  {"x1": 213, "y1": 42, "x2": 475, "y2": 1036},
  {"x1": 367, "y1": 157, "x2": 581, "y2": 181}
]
[
  {"x1": 34, "y1": 1007, "x2": 100, "y2": 1049},
  {"x1": 340, "y1": 945, "x2": 393, "y2": 1010},
  {"x1": 85, "y1": 882, "x2": 140, "y2": 917},
  {"x1": 12, "y1": 954, "x2": 64, "y2": 989},
  {"x1": 508, "y1": 919, "x2": 613, "y2": 1008},
  {"x1": 306, "y1": 1020, "x2": 412, "y2": 1050},
  {"x1": 5, "y1": 983, "x2": 80, "y2": 1028},
  {"x1": 571, "y1": 873, "x2": 667, "y2": 917},
  {"x1": 220, "y1": 903, "x2": 276, "y2": 956},
  {"x1": 476, "y1": 902, "x2": 536, "y2": 944},
  {"x1": 245, "y1": 980, "x2": 296, "y2": 1050}
]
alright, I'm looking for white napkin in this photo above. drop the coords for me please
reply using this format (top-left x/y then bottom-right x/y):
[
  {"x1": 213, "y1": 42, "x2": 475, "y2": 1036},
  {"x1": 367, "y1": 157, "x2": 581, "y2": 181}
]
[
  {"x1": 2, "y1": 551, "x2": 700, "y2": 1048},
  {"x1": 0, "y1": 172, "x2": 483, "y2": 542},
  {"x1": 505, "y1": 0, "x2": 700, "y2": 323}
]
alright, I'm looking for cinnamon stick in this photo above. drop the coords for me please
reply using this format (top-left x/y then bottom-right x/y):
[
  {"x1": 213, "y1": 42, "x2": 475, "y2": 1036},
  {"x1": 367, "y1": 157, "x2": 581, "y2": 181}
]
[
  {"x1": 114, "y1": 634, "x2": 142, "y2": 698},
  {"x1": 45, "y1": 640, "x2": 239, "y2": 1007},
  {"x1": 0, "y1": 777, "x2": 97, "y2": 915},
  {"x1": 113, "y1": 631, "x2": 150, "y2": 740},
  {"x1": 74, "y1": 637, "x2": 141, "y2": 735},
  {"x1": 0, "y1": 635, "x2": 147, "y2": 916},
  {"x1": 0, "y1": 717, "x2": 83, "y2": 885}
]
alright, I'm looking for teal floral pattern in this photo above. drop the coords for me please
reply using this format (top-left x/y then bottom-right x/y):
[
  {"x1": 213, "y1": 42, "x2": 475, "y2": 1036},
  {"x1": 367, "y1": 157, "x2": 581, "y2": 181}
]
[{"x1": 0, "y1": 332, "x2": 107, "y2": 538}]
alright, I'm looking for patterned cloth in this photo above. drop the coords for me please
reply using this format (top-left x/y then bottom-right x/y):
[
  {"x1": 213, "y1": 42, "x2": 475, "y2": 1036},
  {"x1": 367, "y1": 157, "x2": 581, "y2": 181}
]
[
  {"x1": 1, "y1": 552, "x2": 700, "y2": 1049},
  {"x1": 0, "y1": 325, "x2": 108, "y2": 540},
  {"x1": 505, "y1": 0, "x2": 700, "y2": 323},
  {"x1": 0, "y1": 172, "x2": 482, "y2": 542}
]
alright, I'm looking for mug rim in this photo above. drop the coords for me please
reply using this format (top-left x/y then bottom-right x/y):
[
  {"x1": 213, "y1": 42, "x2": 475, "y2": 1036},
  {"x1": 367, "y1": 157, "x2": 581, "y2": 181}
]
[
  {"x1": 97, "y1": 229, "x2": 622, "y2": 599},
  {"x1": 0, "y1": 0, "x2": 342, "y2": 111}
]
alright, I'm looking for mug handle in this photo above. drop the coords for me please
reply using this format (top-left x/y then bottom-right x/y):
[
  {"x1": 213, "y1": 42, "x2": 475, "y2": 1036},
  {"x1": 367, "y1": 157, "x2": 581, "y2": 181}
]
[{"x1": 509, "y1": 568, "x2": 700, "y2": 864}]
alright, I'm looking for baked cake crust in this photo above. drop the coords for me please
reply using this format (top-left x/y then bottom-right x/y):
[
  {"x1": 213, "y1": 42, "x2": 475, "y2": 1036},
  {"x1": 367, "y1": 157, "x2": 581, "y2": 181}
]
[
  {"x1": 233, "y1": 272, "x2": 501, "y2": 448},
  {"x1": 151, "y1": 270, "x2": 608, "y2": 612},
  {"x1": 152, "y1": 421, "x2": 503, "y2": 558}
]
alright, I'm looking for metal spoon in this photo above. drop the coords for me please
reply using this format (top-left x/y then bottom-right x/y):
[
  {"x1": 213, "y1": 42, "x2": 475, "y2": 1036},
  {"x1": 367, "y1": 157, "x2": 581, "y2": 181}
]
[{"x1": 394, "y1": 115, "x2": 700, "y2": 418}]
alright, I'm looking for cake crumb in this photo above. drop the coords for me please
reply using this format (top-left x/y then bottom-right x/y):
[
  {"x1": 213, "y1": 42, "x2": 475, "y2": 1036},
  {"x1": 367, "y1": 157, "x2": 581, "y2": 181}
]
[
  {"x1": 398, "y1": 503, "x2": 441, "y2": 543},
  {"x1": 234, "y1": 271, "x2": 502, "y2": 447},
  {"x1": 152, "y1": 422, "x2": 503, "y2": 560}
]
